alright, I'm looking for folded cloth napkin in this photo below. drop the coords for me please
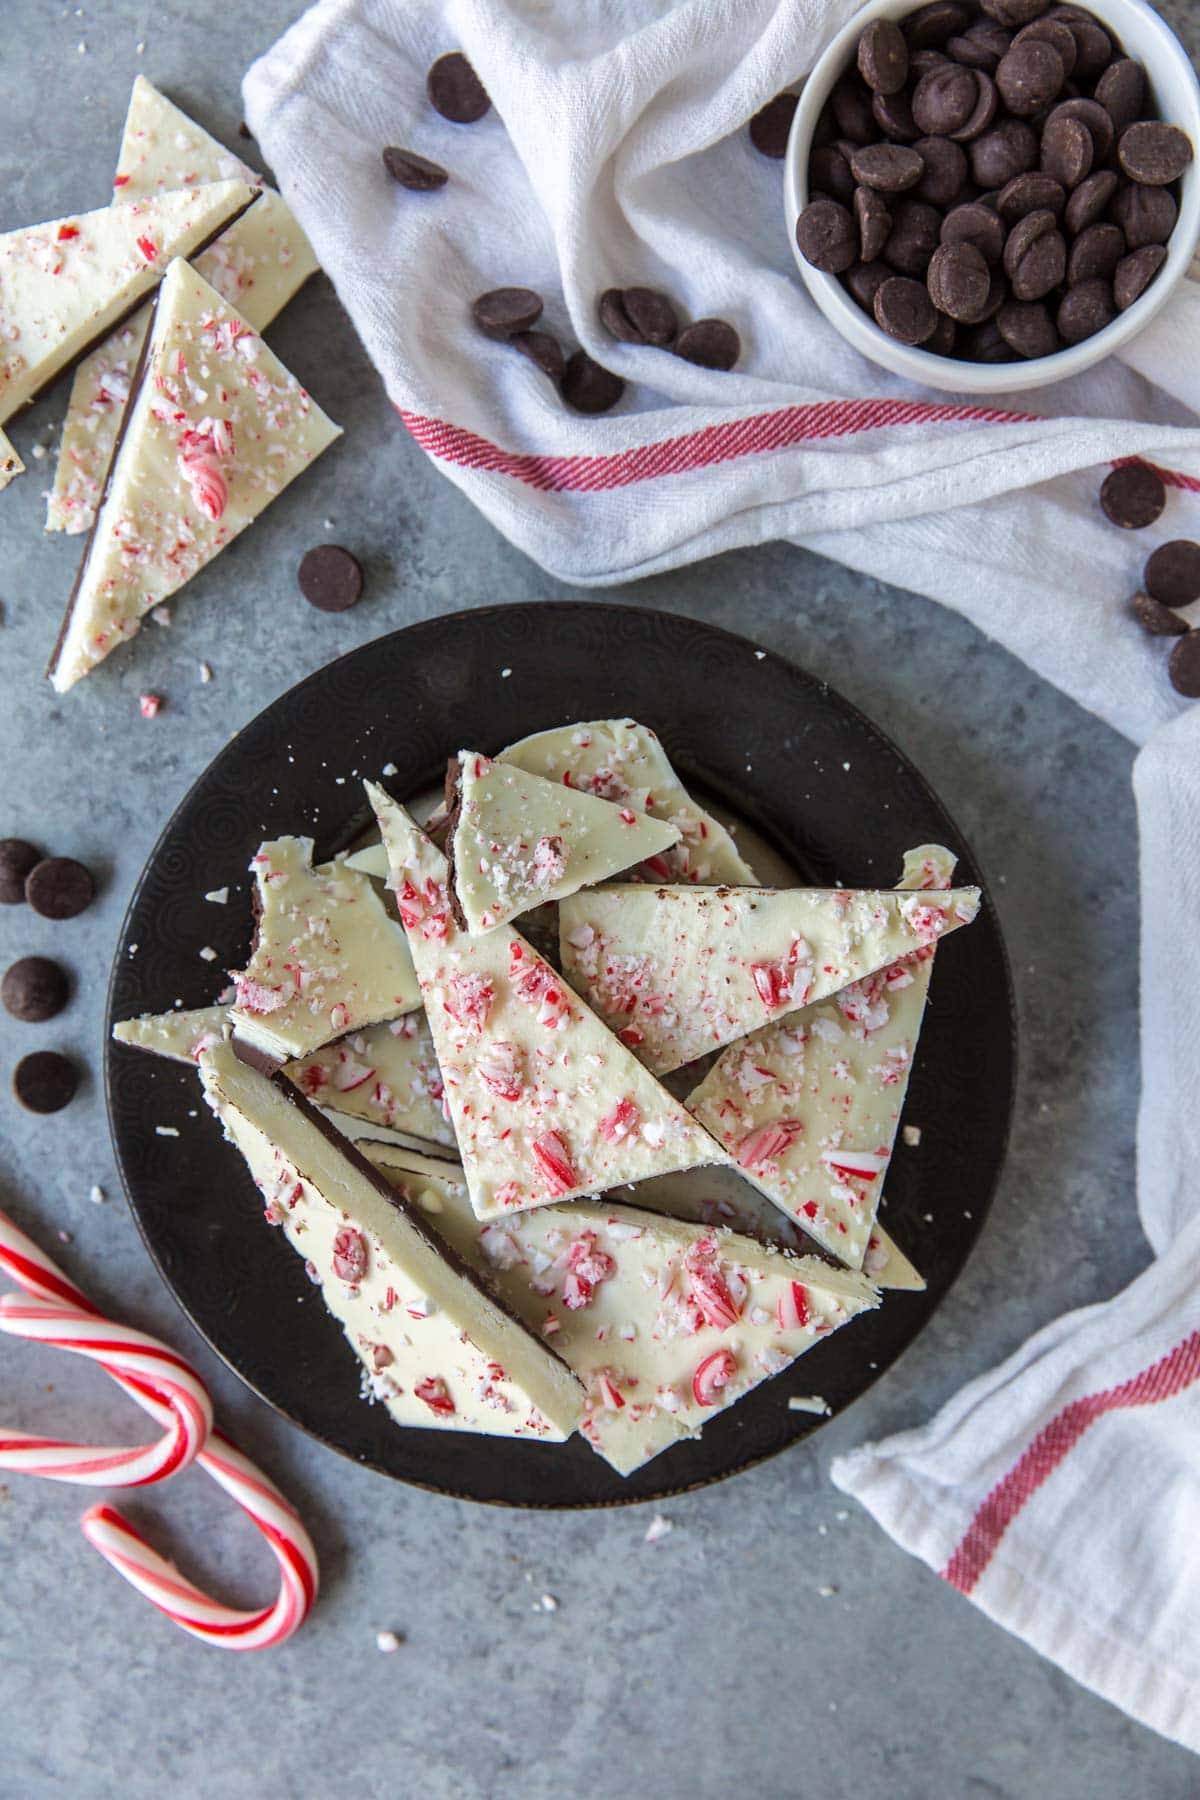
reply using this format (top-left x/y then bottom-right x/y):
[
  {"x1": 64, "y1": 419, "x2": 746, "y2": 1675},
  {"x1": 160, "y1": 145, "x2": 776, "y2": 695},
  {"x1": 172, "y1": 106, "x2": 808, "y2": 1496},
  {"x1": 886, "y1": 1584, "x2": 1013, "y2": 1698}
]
[{"x1": 245, "y1": 0, "x2": 1200, "y2": 1750}]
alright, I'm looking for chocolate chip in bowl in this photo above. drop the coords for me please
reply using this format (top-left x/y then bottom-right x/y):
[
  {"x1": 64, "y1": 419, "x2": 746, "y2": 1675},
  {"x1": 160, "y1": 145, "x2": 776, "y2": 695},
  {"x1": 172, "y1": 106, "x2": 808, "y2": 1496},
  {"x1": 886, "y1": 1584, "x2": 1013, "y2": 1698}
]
[{"x1": 784, "y1": 0, "x2": 1200, "y2": 390}]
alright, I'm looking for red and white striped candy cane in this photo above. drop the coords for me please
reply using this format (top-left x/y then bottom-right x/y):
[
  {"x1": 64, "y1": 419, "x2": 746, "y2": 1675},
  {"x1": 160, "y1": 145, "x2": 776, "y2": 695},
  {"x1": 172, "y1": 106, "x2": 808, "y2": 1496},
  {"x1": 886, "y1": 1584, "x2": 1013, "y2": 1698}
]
[{"x1": 82, "y1": 1430, "x2": 319, "y2": 1651}]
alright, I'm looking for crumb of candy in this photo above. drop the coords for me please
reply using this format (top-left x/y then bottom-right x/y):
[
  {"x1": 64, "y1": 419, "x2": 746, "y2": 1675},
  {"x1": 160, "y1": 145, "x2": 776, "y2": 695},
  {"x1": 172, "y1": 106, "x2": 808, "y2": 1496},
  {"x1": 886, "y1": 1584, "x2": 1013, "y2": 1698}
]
[
  {"x1": 382, "y1": 762, "x2": 397, "y2": 777},
  {"x1": 903, "y1": 1124, "x2": 921, "y2": 1147},
  {"x1": 754, "y1": 650, "x2": 765, "y2": 660},
  {"x1": 139, "y1": 693, "x2": 162, "y2": 720},
  {"x1": 198, "y1": 661, "x2": 214, "y2": 684},
  {"x1": 835, "y1": 1509, "x2": 848, "y2": 1521},
  {"x1": 788, "y1": 1394, "x2": 830, "y2": 1415},
  {"x1": 375, "y1": 1630, "x2": 404, "y2": 1652},
  {"x1": 817, "y1": 1585, "x2": 837, "y2": 1598},
  {"x1": 156, "y1": 1126, "x2": 180, "y2": 1138},
  {"x1": 817, "y1": 1524, "x2": 828, "y2": 1536},
  {"x1": 923, "y1": 1212, "x2": 933, "y2": 1222},
  {"x1": 31, "y1": 444, "x2": 46, "y2": 462},
  {"x1": 89, "y1": 1185, "x2": 106, "y2": 1204},
  {"x1": 842, "y1": 762, "x2": 851, "y2": 772},
  {"x1": 57, "y1": 1229, "x2": 73, "y2": 1244},
  {"x1": 199, "y1": 946, "x2": 217, "y2": 962},
  {"x1": 536, "y1": 1593, "x2": 559, "y2": 1613},
  {"x1": 151, "y1": 606, "x2": 172, "y2": 628},
  {"x1": 205, "y1": 887, "x2": 229, "y2": 905},
  {"x1": 501, "y1": 667, "x2": 512, "y2": 678},
  {"x1": 644, "y1": 1514, "x2": 673, "y2": 1544}
]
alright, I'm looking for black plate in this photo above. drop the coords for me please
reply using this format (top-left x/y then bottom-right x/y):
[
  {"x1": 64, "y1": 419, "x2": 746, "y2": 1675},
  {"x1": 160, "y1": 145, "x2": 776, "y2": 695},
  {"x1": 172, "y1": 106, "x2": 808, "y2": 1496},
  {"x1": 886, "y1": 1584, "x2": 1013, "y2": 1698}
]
[{"x1": 106, "y1": 602, "x2": 1015, "y2": 1508}]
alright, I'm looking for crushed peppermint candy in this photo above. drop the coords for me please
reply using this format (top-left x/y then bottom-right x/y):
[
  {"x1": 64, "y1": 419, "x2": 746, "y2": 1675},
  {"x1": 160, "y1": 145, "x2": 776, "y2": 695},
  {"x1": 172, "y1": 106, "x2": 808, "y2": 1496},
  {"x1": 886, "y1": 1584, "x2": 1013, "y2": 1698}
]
[
  {"x1": 205, "y1": 887, "x2": 229, "y2": 905},
  {"x1": 198, "y1": 661, "x2": 214, "y2": 684},
  {"x1": 903, "y1": 1124, "x2": 922, "y2": 1147},
  {"x1": 375, "y1": 1629, "x2": 404, "y2": 1652},
  {"x1": 155, "y1": 1125, "x2": 180, "y2": 1138},
  {"x1": 198, "y1": 946, "x2": 218, "y2": 962},
  {"x1": 787, "y1": 1394, "x2": 831, "y2": 1415},
  {"x1": 89, "y1": 1185, "x2": 106, "y2": 1205},
  {"x1": 644, "y1": 1514, "x2": 674, "y2": 1544},
  {"x1": 536, "y1": 1593, "x2": 559, "y2": 1613},
  {"x1": 139, "y1": 693, "x2": 163, "y2": 719}
]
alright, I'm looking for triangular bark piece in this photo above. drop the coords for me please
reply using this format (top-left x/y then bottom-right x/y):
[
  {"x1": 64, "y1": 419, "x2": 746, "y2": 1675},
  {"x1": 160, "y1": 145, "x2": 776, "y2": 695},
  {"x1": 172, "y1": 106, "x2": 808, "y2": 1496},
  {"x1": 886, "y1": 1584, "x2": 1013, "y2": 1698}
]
[
  {"x1": 287, "y1": 1015, "x2": 455, "y2": 1151},
  {"x1": 113, "y1": 1002, "x2": 228, "y2": 1062},
  {"x1": 0, "y1": 429, "x2": 23, "y2": 490},
  {"x1": 559, "y1": 877, "x2": 980, "y2": 1075},
  {"x1": 366, "y1": 783, "x2": 730, "y2": 1221}
]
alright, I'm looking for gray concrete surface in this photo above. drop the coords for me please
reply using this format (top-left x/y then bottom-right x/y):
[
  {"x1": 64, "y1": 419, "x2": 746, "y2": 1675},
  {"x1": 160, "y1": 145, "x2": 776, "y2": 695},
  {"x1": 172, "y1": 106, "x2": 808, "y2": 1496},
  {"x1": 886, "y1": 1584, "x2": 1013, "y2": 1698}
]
[{"x1": 0, "y1": 4, "x2": 1196, "y2": 1796}]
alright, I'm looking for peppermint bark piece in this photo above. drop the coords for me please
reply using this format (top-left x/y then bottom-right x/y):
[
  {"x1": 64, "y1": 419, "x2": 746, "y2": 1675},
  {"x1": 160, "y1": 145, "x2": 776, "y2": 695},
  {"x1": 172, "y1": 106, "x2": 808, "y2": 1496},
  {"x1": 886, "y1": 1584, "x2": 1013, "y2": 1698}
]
[
  {"x1": 365, "y1": 1146, "x2": 877, "y2": 1476},
  {"x1": 48, "y1": 76, "x2": 319, "y2": 535},
  {"x1": 229, "y1": 836, "x2": 420, "y2": 1065},
  {"x1": 499, "y1": 718, "x2": 756, "y2": 885},
  {"x1": 199, "y1": 1040, "x2": 583, "y2": 1442},
  {"x1": 113, "y1": 1002, "x2": 228, "y2": 1063},
  {"x1": 287, "y1": 1014, "x2": 455, "y2": 1151},
  {"x1": 0, "y1": 430, "x2": 23, "y2": 490},
  {"x1": 0, "y1": 179, "x2": 256, "y2": 429},
  {"x1": 686, "y1": 845, "x2": 968, "y2": 1267},
  {"x1": 448, "y1": 749, "x2": 681, "y2": 933},
  {"x1": 49, "y1": 259, "x2": 341, "y2": 691},
  {"x1": 560, "y1": 878, "x2": 980, "y2": 1077},
  {"x1": 865, "y1": 1225, "x2": 925, "y2": 1291},
  {"x1": 367, "y1": 784, "x2": 730, "y2": 1221}
]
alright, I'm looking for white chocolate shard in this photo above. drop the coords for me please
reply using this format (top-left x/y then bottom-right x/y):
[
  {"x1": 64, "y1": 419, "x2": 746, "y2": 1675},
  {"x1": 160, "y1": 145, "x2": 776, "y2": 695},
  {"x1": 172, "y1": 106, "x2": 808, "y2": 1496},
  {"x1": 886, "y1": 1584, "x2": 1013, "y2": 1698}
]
[
  {"x1": 560, "y1": 879, "x2": 980, "y2": 1077},
  {"x1": 47, "y1": 76, "x2": 319, "y2": 535},
  {"x1": 864, "y1": 1225, "x2": 925, "y2": 1292},
  {"x1": 365, "y1": 1145, "x2": 877, "y2": 1476},
  {"x1": 367, "y1": 783, "x2": 730, "y2": 1221},
  {"x1": 49, "y1": 258, "x2": 340, "y2": 691},
  {"x1": 449, "y1": 749, "x2": 681, "y2": 934},
  {"x1": 0, "y1": 429, "x2": 23, "y2": 489},
  {"x1": 229, "y1": 836, "x2": 420, "y2": 1064},
  {"x1": 286, "y1": 1014, "x2": 455, "y2": 1151},
  {"x1": 113, "y1": 1002, "x2": 228, "y2": 1062},
  {"x1": 499, "y1": 719, "x2": 757, "y2": 886},
  {"x1": 199, "y1": 1040, "x2": 583, "y2": 1442},
  {"x1": 0, "y1": 179, "x2": 256, "y2": 429}
]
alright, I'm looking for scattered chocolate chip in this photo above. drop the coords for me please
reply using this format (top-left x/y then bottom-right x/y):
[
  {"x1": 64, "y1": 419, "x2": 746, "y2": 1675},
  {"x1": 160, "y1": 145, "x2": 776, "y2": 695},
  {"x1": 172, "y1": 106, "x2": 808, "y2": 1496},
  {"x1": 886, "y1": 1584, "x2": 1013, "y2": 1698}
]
[
  {"x1": 859, "y1": 19, "x2": 910, "y2": 95},
  {"x1": 884, "y1": 198, "x2": 942, "y2": 274},
  {"x1": 2, "y1": 957, "x2": 68, "y2": 1023},
  {"x1": 1100, "y1": 463, "x2": 1166, "y2": 529},
  {"x1": 996, "y1": 40, "x2": 1065, "y2": 117},
  {"x1": 1040, "y1": 114, "x2": 1092, "y2": 188},
  {"x1": 1056, "y1": 277, "x2": 1115, "y2": 344},
  {"x1": 427, "y1": 52, "x2": 490, "y2": 124},
  {"x1": 845, "y1": 260, "x2": 893, "y2": 308},
  {"x1": 850, "y1": 142, "x2": 925, "y2": 192},
  {"x1": 810, "y1": 144, "x2": 857, "y2": 204},
  {"x1": 560, "y1": 351, "x2": 625, "y2": 413},
  {"x1": 25, "y1": 857, "x2": 94, "y2": 921},
  {"x1": 1111, "y1": 183, "x2": 1177, "y2": 250},
  {"x1": 749, "y1": 92, "x2": 800, "y2": 158},
  {"x1": 996, "y1": 298, "x2": 1060, "y2": 357},
  {"x1": 13, "y1": 1050, "x2": 78, "y2": 1114},
  {"x1": 0, "y1": 839, "x2": 39, "y2": 906},
  {"x1": 1119, "y1": 121, "x2": 1193, "y2": 187},
  {"x1": 1068, "y1": 221, "x2": 1125, "y2": 283},
  {"x1": 472, "y1": 287, "x2": 543, "y2": 339},
  {"x1": 927, "y1": 240, "x2": 992, "y2": 321},
  {"x1": 1114, "y1": 243, "x2": 1168, "y2": 311},
  {"x1": 382, "y1": 146, "x2": 449, "y2": 191},
  {"x1": 509, "y1": 329, "x2": 566, "y2": 379},
  {"x1": 874, "y1": 274, "x2": 938, "y2": 343},
  {"x1": 1133, "y1": 589, "x2": 1187, "y2": 636},
  {"x1": 674, "y1": 318, "x2": 741, "y2": 370},
  {"x1": 1168, "y1": 632, "x2": 1200, "y2": 699},
  {"x1": 970, "y1": 119, "x2": 1037, "y2": 186},
  {"x1": 298, "y1": 545, "x2": 364, "y2": 614},
  {"x1": 913, "y1": 135, "x2": 968, "y2": 205},
  {"x1": 873, "y1": 88, "x2": 920, "y2": 143},
  {"x1": 1145, "y1": 540, "x2": 1200, "y2": 606},
  {"x1": 1063, "y1": 168, "x2": 1118, "y2": 234},
  {"x1": 855, "y1": 186, "x2": 893, "y2": 262},
  {"x1": 1004, "y1": 209, "x2": 1066, "y2": 300},
  {"x1": 997, "y1": 171, "x2": 1065, "y2": 220},
  {"x1": 599, "y1": 287, "x2": 678, "y2": 348},
  {"x1": 1095, "y1": 60, "x2": 1146, "y2": 134},
  {"x1": 831, "y1": 77, "x2": 877, "y2": 145},
  {"x1": 796, "y1": 197, "x2": 859, "y2": 273},
  {"x1": 913, "y1": 63, "x2": 980, "y2": 137},
  {"x1": 941, "y1": 199, "x2": 1006, "y2": 262}
]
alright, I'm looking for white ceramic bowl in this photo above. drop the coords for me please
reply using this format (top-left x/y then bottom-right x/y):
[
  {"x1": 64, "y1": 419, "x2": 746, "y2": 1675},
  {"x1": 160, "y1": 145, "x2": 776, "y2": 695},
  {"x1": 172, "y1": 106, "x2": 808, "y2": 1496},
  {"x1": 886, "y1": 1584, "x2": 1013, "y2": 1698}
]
[{"x1": 785, "y1": 0, "x2": 1200, "y2": 391}]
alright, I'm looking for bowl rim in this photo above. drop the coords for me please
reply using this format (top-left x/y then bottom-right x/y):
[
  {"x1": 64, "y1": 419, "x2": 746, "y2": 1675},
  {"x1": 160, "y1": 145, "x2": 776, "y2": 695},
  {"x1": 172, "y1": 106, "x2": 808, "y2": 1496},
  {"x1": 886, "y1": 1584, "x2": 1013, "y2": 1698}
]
[{"x1": 784, "y1": 0, "x2": 1200, "y2": 394}]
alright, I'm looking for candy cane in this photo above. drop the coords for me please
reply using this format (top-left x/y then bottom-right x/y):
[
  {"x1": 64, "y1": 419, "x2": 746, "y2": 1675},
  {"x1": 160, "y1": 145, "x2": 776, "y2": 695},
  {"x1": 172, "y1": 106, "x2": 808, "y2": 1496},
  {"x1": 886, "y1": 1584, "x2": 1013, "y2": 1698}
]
[{"x1": 82, "y1": 1431, "x2": 319, "y2": 1651}]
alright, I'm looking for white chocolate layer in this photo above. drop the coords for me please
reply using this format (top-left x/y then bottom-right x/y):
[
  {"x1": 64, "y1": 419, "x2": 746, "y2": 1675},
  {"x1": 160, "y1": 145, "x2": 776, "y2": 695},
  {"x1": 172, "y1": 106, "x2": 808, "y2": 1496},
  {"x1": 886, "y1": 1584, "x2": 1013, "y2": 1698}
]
[
  {"x1": 367, "y1": 784, "x2": 730, "y2": 1221},
  {"x1": 365, "y1": 1145, "x2": 877, "y2": 1476},
  {"x1": 286, "y1": 1014, "x2": 455, "y2": 1150},
  {"x1": 47, "y1": 77, "x2": 319, "y2": 535},
  {"x1": 228, "y1": 836, "x2": 420, "y2": 1064},
  {"x1": 51, "y1": 258, "x2": 340, "y2": 691},
  {"x1": 560, "y1": 880, "x2": 980, "y2": 1076},
  {"x1": 0, "y1": 180, "x2": 255, "y2": 428},
  {"x1": 686, "y1": 846, "x2": 962, "y2": 1267},
  {"x1": 451, "y1": 749, "x2": 680, "y2": 934},
  {"x1": 113, "y1": 1002, "x2": 228, "y2": 1062},
  {"x1": 200, "y1": 1040, "x2": 583, "y2": 1442},
  {"x1": 499, "y1": 719, "x2": 756, "y2": 886}
]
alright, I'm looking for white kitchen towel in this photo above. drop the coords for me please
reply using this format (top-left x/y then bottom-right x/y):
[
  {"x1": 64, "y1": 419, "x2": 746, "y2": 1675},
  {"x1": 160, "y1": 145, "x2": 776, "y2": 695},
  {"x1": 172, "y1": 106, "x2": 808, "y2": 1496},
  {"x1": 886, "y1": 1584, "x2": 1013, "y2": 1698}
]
[{"x1": 244, "y1": 0, "x2": 1200, "y2": 1751}]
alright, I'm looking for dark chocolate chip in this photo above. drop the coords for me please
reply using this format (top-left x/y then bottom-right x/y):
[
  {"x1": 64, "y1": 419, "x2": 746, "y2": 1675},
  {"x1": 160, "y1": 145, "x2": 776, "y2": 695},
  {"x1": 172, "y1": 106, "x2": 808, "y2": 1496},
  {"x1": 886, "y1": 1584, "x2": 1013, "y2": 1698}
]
[
  {"x1": 980, "y1": 0, "x2": 1050, "y2": 24},
  {"x1": 382, "y1": 147, "x2": 449, "y2": 191},
  {"x1": 904, "y1": 1, "x2": 971, "y2": 49},
  {"x1": 858, "y1": 19, "x2": 909, "y2": 95},
  {"x1": 560, "y1": 351, "x2": 625, "y2": 413},
  {"x1": 947, "y1": 21, "x2": 1011, "y2": 71},
  {"x1": 472, "y1": 287, "x2": 544, "y2": 339},
  {"x1": 882, "y1": 199, "x2": 942, "y2": 276},
  {"x1": 997, "y1": 171, "x2": 1065, "y2": 220},
  {"x1": 970, "y1": 119, "x2": 1037, "y2": 187},
  {"x1": 873, "y1": 88, "x2": 920, "y2": 143},
  {"x1": 810, "y1": 145, "x2": 857, "y2": 204},
  {"x1": 13, "y1": 1050, "x2": 78, "y2": 1114},
  {"x1": 1133, "y1": 590, "x2": 1187, "y2": 636},
  {"x1": 831, "y1": 77, "x2": 877, "y2": 145},
  {"x1": 855, "y1": 186, "x2": 893, "y2": 262},
  {"x1": 926, "y1": 311, "x2": 959, "y2": 354},
  {"x1": 599, "y1": 288, "x2": 642, "y2": 344},
  {"x1": 427, "y1": 52, "x2": 490, "y2": 124},
  {"x1": 2, "y1": 957, "x2": 68, "y2": 1023},
  {"x1": 1012, "y1": 18, "x2": 1077, "y2": 78},
  {"x1": 950, "y1": 70, "x2": 999, "y2": 143},
  {"x1": 1048, "y1": 97, "x2": 1114, "y2": 163},
  {"x1": 941, "y1": 199, "x2": 1006, "y2": 263},
  {"x1": 1145, "y1": 540, "x2": 1200, "y2": 606},
  {"x1": 25, "y1": 857, "x2": 94, "y2": 921},
  {"x1": 1063, "y1": 168, "x2": 1118, "y2": 234},
  {"x1": 1118, "y1": 122, "x2": 1193, "y2": 188},
  {"x1": 961, "y1": 317, "x2": 1020, "y2": 361},
  {"x1": 910, "y1": 48, "x2": 953, "y2": 78},
  {"x1": 1068, "y1": 221, "x2": 1125, "y2": 284},
  {"x1": 873, "y1": 275, "x2": 938, "y2": 344},
  {"x1": 1114, "y1": 243, "x2": 1168, "y2": 311},
  {"x1": 1056, "y1": 277, "x2": 1115, "y2": 344},
  {"x1": 913, "y1": 64, "x2": 980, "y2": 137},
  {"x1": 749, "y1": 92, "x2": 800, "y2": 158},
  {"x1": 1003, "y1": 209, "x2": 1065, "y2": 300},
  {"x1": 1095, "y1": 60, "x2": 1146, "y2": 135},
  {"x1": 927, "y1": 240, "x2": 993, "y2": 321},
  {"x1": 1052, "y1": 12, "x2": 1112, "y2": 83},
  {"x1": 996, "y1": 40, "x2": 1065, "y2": 117},
  {"x1": 0, "y1": 839, "x2": 39, "y2": 906},
  {"x1": 1100, "y1": 463, "x2": 1166, "y2": 529},
  {"x1": 913, "y1": 136, "x2": 968, "y2": 206},
  {"x1": 1040, "y1": 114, "x2": 1093, "y2": 188},
  {"x1": 674, "y1": 319, "x2": 741, "y2": 371},
  {"x1": 845, "y1": 260, "x2": 893, "y2": 308},
  {"x1": 1168, "y1": 632, "x2": 1200, "y2": 699},
  {"x1": 600, "y1": 287, "x2": 678, "y2": 348},
  {"x1": 996, "y1": 298, "x2": 1060, "y2": 356},
  {"x1": 1111, "y1": 184, "x2": 1177, "y2": 249},
  {"x1": 849, "y1": 143, "x2": 925, "y2": 193},
  {"x1": 298, "y1": 545, "x2": 364, "y2": 613},
  {"x1": 509, "y1": 330, "x2": 566, "y2": 380},
  {"x1": 796, "y1": 197, "x2": 859, "y2": 273}
]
